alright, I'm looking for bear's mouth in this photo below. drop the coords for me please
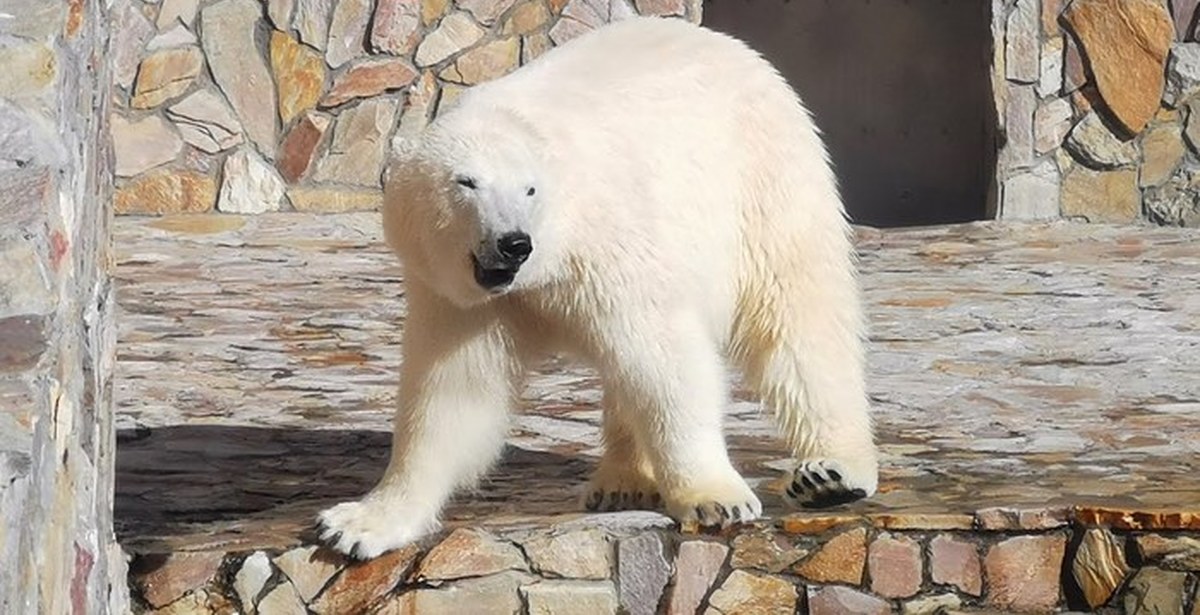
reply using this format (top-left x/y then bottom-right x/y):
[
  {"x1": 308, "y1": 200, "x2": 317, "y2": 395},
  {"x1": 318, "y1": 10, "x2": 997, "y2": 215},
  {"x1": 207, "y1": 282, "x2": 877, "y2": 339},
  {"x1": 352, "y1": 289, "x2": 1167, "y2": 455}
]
[{"x1": 471, "y1": 254, "x2": 517, "y2": 291}]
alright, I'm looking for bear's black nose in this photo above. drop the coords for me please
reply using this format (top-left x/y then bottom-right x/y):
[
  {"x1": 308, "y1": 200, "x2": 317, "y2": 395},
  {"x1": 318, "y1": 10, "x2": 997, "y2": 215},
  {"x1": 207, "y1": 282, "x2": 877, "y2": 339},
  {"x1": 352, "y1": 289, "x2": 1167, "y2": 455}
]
[{"x1": 496, "y1": 231, "x2": 533, "y2": 264}]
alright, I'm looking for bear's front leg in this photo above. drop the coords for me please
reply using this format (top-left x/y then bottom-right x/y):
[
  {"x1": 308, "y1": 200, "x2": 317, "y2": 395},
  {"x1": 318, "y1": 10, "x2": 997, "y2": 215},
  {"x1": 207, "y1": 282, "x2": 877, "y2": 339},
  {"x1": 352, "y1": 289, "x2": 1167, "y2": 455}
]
[
  {"x1": 583, "y1": 389, "x2": 660, "y2": 512},
  {"x1": 602, "y1": 312, "x2": 762, "y2": 528},
  {"x1": 317, "y1": 288, "x2": 519, "y2": 559}
]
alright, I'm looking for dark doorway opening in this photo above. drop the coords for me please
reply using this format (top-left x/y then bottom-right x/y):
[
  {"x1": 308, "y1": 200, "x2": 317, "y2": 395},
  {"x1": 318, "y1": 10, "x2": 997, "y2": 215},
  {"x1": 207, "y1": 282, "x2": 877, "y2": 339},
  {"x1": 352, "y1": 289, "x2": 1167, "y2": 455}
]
[{"x1": 702, "y1": 1, "x2": 996, "y2": 228}]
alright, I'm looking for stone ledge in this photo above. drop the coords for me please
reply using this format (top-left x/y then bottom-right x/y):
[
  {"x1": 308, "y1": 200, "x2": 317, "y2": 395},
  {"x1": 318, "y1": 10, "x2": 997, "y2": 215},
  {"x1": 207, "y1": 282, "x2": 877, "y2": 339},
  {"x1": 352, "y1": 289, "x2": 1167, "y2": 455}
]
[
  {"x1": 112, "y1": 214, "x2": 1200, "y2": 613},
  {"x1": 125, "y1": 514, "x2": 1200, "y2": 614}
]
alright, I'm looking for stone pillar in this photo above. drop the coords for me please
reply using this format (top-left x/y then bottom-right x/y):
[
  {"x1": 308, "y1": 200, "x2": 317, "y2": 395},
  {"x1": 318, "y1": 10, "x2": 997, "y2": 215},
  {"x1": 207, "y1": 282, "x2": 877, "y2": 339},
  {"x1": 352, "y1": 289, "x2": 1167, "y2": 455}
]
[
  {"x1": 993, "y1": 0, "x2": 1191, "y2": 225},
  {"x1": 0, "y1": 0, "x2": 127, "y2": 612},
  {"x1": 992, "y1": 0, "x2": 1064, "y2": 221}
]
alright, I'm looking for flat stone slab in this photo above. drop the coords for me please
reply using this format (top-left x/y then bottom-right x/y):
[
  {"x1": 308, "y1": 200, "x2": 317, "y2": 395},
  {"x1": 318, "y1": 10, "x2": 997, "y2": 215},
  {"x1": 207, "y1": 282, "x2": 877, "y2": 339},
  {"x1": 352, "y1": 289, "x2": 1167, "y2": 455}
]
[{"x1": 113, "y1": 214, "x2": 1200, "y2": 554}]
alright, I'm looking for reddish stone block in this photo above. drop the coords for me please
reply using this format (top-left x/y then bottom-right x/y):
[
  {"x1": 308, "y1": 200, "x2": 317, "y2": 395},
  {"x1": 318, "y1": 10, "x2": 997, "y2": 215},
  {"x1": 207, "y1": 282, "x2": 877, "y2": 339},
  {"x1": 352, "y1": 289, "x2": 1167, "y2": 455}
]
[
  {"x1": 868, "y1": 533, "x2": 922, "y2": 599},
  {"x1": 415, "y1": 528, "x2": 527, "y2": 582},
  {"x1": 371, "y1": 0, "x2": 421, "y2": 54},
  {"x1": 1074, "y1": 507, "x2": 1200, "y2": 531},
  {"x1": 930, "y1": 535, "x2": 982, "y2": 596},
  {"x1": 311, "y1": 545, "x2": 420, "y2": 614},
  {"x1": 984, "y1": 535, "x2": 1067, "y2": 612},
  {"x1": 277, "y1": 112, "x2": 331, "y2": 184},
  {"x1": 0, "y1": 315, "x2": 47, "y2": 374},
  {"x1": 807, "y1": 586, "x2": 890, "y2": 615},
  {"x1": 70, "y1": 543, "x2": 95, "y2": 615},
  {"x1": 780, "y1": 514, "x2": 862, "y2": 535},
  {"x1": 1064, "y1": 34, "x2": 1088, "y2": 93},
  {"x1": 320, "y1": 57, "x2": 418, "y2": 108},
  {"x1": 666, "y1": 541, "x2": 727, "y2": 615},
  {"x1": 131, "y1": 551, "x2": 224, "y2": 609},
  {"x1": 1043, "y1": 0, "x2": 1067, "y2": 33},
  {"x1": 975, "y1": 506, "x2": 1070, "y2": 530},
  {"x1": 793, "y1": 528, "x2": 867, "y2": 585}
]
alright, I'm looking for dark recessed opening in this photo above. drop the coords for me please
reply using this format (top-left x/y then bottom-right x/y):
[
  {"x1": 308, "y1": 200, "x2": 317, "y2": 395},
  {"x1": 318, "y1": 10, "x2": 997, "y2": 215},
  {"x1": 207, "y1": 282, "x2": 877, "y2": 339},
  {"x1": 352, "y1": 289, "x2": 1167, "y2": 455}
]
[{"x1": 703, "y1": 0, "x2": 997, "y2": 228}]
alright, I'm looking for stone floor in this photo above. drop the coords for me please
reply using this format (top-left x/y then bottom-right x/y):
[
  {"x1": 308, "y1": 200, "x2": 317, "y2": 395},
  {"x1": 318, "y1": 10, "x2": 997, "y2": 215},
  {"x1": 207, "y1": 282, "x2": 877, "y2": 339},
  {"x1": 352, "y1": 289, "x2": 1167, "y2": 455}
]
[
  {"x1": 112, "y1": 213, "x2": 1200, "y2": 612},
  {"x1": 113, "y1": 213, "x2": 1200, "y2": 550}
]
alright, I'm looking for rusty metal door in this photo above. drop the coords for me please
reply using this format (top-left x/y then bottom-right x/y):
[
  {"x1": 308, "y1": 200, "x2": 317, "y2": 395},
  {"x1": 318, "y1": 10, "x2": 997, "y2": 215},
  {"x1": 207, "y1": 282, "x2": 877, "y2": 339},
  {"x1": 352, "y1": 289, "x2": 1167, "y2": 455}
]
[{"x1": 702, "y1": 0, "x2": 996, "y2": 228}]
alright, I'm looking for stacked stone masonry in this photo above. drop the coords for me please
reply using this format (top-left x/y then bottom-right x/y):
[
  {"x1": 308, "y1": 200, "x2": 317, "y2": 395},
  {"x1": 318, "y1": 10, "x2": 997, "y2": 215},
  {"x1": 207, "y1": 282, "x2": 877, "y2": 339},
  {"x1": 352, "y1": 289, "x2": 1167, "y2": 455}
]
[
  {"x1": 109, "y1": 0, "x2": 701, "y2": 217},
  {"x1": 127, "y1": 512, "x2": 1200, "y2": 614},
  {"x1": 109, "y1": 0, "x2": 1200, "y2": 227},
  {"x1": 0, "y1": 0, "x2": 127, "y2": 612},
  {"x1": 997, "y1": 0, "x2": 1200, "y2": 225}
]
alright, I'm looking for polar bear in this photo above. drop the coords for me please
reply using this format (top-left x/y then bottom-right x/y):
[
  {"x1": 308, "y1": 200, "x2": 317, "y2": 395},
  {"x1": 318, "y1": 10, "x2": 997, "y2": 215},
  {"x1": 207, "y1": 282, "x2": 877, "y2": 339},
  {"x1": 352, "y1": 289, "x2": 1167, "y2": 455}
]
[{"x1": 317, "y1": 16, "x2": 878, "y2": 559}]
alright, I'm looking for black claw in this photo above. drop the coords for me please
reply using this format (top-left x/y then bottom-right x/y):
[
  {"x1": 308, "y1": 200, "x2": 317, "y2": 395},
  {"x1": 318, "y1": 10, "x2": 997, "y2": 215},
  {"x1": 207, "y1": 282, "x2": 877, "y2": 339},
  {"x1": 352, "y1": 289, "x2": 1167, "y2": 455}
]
[
  {"x1": 800, "y1": 475, "x2": 817, "y2": 490},
  {"x1": 714, "y1": 503, "x2": 729, "y2": 521},
  {"x1": 828, "y1": 469, "x2": 843, "y2": 482},
  {"x1": 694, "y1": 505, "x2": 705, "y2": 521},
  {"x1": 604, "y1": 494, "x2": 620, "y2": 512},
  {"x1": 621, "y1": 492, "x2": 631, "y2": 506},
  {"x1": 731, "y1": 505, "x2": 743, "y2": 521},
  {"x1": 650, "y1": 493, "x2": 662, "y2": 507},
  {"x1": 800, "y1": 487, "x2": 868, "y2": 510},
  {"x1": 634, "y1": 491, "x2": 644, "y2": 504},
  {"x1": 325, "y1": 530, "x2": 343, "y2": 546},
  {"x1": 812, "y1": 472, "x2": 827, "y2": 484},
  {"x1": 585, "y1": 492, "x2": 601, "y2": 511},
  {"x1": 785, "y1": 484, "x2": 799, "y2": 499}
]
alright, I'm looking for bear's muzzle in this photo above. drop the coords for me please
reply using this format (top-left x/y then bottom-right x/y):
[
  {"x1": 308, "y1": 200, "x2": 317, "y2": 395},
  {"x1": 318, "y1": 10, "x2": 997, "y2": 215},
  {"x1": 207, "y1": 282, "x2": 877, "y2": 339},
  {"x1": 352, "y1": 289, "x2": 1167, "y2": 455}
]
[{"x1": 472, "y1": 231, "x2": 532, "y2": 291}]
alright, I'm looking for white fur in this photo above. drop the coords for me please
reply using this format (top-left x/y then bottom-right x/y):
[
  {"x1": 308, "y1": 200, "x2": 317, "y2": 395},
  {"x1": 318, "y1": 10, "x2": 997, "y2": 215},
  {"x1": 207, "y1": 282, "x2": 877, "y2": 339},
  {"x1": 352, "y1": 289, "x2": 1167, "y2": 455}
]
[{"x1": 318, "y1": 16, "x2": 879, "y2": 559}]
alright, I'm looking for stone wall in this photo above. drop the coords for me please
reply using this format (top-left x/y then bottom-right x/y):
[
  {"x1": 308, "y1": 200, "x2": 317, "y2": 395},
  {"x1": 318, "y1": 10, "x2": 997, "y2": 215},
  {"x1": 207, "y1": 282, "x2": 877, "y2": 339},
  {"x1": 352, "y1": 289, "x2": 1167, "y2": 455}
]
[
  {"x1": 127, "y1": 510, "x2": 1200, "y2": 614},
  {"x1": 0, "y1": 0, "x2": 128, "y2": 612},
  {"x1": 110, "y1": 0, "x2": 700, "y2": 216},
  {"x1": 996, "y1": 0, "x2": 1200, "y2": 226},
  {"x1": 109, "y1": 1, "x2": 1200, "y2": 225}
]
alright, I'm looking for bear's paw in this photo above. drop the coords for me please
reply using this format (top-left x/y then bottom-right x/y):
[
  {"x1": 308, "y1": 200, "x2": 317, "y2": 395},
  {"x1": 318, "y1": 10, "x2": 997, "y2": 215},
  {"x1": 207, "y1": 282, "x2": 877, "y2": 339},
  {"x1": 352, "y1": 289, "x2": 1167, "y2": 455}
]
[
  {"x1": 583, "y1": 487, "x2": 662, "y2": 513},
  {"x1": 582, "y1": 463, "x2": 661, "y2": 513},
  {"x1": 316, "y1": 498, "x2": 439, "y2": 560},
  {"x1": 784, "y1": 458, "x2": 877, "y2": 509},
  {"x1": 664, "y1": 477, "x2": 763, "y2": 529}
]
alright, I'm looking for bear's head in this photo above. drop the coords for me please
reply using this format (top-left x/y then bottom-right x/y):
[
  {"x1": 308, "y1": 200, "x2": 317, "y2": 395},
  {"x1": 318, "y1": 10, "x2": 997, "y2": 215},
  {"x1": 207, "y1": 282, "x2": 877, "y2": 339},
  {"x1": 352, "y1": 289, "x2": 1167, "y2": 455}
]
[{"x1": 382, "y1": 103, "x2": 551, "y2": 308}]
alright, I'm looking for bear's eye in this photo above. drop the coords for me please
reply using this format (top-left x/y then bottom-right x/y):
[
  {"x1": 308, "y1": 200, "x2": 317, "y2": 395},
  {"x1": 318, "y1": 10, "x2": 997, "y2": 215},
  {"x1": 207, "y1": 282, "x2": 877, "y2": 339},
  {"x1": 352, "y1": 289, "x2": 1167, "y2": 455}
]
[
  {"x1": 456, "y1": 176, "x2": 477, "y2": 190},
  {"x1": 526, "y1": 187, "x2": 536, "y2": 197}
]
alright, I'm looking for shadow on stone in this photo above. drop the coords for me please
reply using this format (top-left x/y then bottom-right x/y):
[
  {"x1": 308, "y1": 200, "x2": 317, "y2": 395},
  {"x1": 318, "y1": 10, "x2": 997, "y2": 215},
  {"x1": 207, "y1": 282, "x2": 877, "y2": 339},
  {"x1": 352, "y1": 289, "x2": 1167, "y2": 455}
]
[{"x1": 115, "y1": 425, "x2": 590, "y2": 552}]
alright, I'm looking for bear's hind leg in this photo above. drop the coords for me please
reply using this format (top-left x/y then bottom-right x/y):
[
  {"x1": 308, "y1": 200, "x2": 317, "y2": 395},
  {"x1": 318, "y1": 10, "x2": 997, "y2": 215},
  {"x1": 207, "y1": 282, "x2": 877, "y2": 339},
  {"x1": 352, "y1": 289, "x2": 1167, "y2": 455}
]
[
  {"x1": 736, "y1": 243, "x2": 879, "y2": 509},
  {"x1": 582, "y1": 393, "x2": 660, "y2": 512},
  {"x1": 603, "y1": 312, "x2": 761, "y2": 528},
  {"x1": 755, "y1": 333, "x2": 878, "y2": 509}
]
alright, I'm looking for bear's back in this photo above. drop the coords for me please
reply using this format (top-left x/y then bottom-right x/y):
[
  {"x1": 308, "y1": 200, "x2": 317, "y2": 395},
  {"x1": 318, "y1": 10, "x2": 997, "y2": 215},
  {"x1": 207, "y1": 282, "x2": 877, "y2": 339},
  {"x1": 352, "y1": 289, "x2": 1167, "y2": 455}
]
[{"x1": 458, "y1": 17, "x2": 801, "y2": 135}]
